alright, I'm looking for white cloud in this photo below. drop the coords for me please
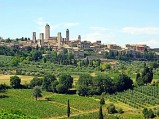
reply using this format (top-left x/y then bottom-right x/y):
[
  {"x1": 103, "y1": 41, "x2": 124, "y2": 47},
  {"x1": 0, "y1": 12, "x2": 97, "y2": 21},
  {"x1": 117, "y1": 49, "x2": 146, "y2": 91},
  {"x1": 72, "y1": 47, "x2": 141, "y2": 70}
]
[
  {"x1": 90, "y1": 27, "x2": 109, "y2": 31},
  {"x1": 82, "y1": 32, "x2": 114, "y2": 43},
  {"x1": 64, "y1": 22, "x2": 79, "y2": 27},
  {"x1": 82, "y1": 26, "x2": 115, "y2": 43},
  {"x1": 34, "y1": 17, "x2": 47, "y2": 33},
  {"x1": 138, "y1": 39, "x2": 159, "y2": 48},
  {"x1": 121, "y1": 27, "x2": 159, "y2": 35}
]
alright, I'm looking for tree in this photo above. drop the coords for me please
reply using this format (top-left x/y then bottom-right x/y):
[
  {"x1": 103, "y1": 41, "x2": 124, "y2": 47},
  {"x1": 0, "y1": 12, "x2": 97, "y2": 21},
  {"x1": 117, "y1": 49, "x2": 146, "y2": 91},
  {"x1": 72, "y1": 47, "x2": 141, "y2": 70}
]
[
  {"x1": 51, "y1": 80, "x2": 59, "y2": 93},
  {"x1": 56, "y1": 84, "x2": 68, "y2": 94},
  {"x1": 31, "y1": 50, "x2": 42, "y2": 61},
  {"x1": 77, "y1": 74, "x2": 93, "y2": 96},
  {"x1": 150, "y1": 62, "x2": 158, "y2": 69},
  {"x1": 142, "y1": 66, "x2": 153, "y2": 84},
  {"x1": 59, "y1": 74, "x2": 73, "y2": 89},
  {"x1": 96, "y1": 74, "x2": 113, "y2": 94},
  {"x1": 100, "y1": 97, "x2": 105, "y2": 105},
  {"x1": 99, "y1": 105, "x2": 103, "y2": 119},
  {"x1": 0, "y1": 84, "x2": 7, "y2": 93},
  {"x1": 67, "y1": 99, "x2": 70, "y2": 118},
  {"x1": 107, "y1": 104, "x2": 116, "y2": 114},
  {"x1": 30, "y1": 77, "x2": 43, "y2": 88},
  {"x1": 142, "y1": 108, "x2": 155, "y2": 119},
  {"x1": 113, "y1": 74, "x2": 133, "y2": 92},
  {"x1": 77, "y1": 85, "x2": 91, "y2": 96},
  {"x1": 32, "y1": 86, "x2": 42, "y2": 101},
  {"x1": 10, "y1": 76, "x2": 21, "y2": 89},
  {"x1": 42, "y1": 74, "x2": 57, "y2": 91},
  {"x1": 136, "y1": 77, "x2": 144, "y2": 86}
]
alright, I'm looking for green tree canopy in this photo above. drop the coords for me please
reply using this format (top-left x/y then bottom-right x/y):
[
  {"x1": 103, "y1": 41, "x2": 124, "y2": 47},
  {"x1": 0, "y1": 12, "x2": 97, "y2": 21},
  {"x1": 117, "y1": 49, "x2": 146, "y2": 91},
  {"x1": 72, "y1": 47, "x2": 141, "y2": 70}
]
[
  {"x1": 59, "y1": 74, "x2": 73, "y2": 89},
  {"x1": 30, "y1": 77, "x2": 43, "y2": 88},
  {"x1": 10, "y1": 75, "x2": 21, "y2": 89},
  {"x1": 42, "y1": 74, "x2": 57, "y2": 91},
  {"x1": 32, "y1": 86, "x2": 42, "y2": 101}
]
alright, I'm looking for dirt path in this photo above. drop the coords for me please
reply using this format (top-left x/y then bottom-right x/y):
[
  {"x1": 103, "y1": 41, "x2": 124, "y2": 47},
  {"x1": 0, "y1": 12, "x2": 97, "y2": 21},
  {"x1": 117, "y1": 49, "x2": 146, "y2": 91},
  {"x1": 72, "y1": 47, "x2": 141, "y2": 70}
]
[{"x1": 48, "y1": 101, "x2": 83, "y2": 113}]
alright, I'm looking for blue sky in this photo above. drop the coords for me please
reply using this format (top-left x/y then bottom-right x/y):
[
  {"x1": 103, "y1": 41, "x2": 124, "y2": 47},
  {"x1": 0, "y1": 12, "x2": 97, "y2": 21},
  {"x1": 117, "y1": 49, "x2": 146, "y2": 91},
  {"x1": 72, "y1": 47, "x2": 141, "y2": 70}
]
[{"x1": 0, "y1": 0, "x2": 159, "y2": 48}]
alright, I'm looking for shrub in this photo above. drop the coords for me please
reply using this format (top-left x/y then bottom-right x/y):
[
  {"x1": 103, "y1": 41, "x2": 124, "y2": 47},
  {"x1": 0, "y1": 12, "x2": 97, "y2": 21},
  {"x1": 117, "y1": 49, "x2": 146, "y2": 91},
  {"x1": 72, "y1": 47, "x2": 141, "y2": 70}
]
[{"x1": 107, "y1": 104, "x2": 117, "y2": 114}]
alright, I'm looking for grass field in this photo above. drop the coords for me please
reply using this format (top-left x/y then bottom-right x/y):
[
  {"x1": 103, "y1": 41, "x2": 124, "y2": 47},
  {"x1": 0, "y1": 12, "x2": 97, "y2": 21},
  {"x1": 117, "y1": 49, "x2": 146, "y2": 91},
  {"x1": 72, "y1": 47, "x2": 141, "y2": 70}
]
[
  {"x1": 0, "y1": 89, "x2": 79, "y2": 118},
  {"x1": 0, "y1": 74, "x2": 34, "y2": 85},
  {"x1": 0, "y1": 89, "x2": 145, "y2": 119},
  {"x1": 0, "y1": 89, "x2": 103, "y2": 118}
]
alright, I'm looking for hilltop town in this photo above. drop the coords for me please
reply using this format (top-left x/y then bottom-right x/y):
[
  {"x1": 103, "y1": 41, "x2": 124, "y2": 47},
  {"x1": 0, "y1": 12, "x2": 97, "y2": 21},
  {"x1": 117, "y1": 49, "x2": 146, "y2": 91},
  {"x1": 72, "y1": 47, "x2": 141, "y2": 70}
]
[{"x1": 0, "y1": 24, "x2": 159, "y2": 60}]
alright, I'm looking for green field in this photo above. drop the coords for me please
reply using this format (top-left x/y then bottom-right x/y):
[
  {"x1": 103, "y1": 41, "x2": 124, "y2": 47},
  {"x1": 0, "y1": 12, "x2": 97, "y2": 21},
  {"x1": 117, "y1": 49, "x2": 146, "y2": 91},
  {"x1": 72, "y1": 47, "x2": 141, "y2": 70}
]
[
  {"x1": 0, "y1": 89, "x2": 103, "y2": 118},
  {"x1": 0, "y1": 89, "x2": 78, "y2": 118},
  {"x1": 0, "y1": 89, "x2": 146, "y2": 119}
]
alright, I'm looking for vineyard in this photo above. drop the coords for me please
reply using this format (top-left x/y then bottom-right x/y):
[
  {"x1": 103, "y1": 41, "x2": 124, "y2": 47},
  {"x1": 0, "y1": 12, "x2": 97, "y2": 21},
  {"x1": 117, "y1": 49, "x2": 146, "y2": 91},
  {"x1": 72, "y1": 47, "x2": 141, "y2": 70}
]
[
  {"x1": 0, "y1": 89, "x2": 78, "y2": 118},
  {"x1": 0, "y1": 89, "x2": 103, "y2": 118},
  {"x1": 107, "y1": 86, "x2": 159, "y2": 109}
]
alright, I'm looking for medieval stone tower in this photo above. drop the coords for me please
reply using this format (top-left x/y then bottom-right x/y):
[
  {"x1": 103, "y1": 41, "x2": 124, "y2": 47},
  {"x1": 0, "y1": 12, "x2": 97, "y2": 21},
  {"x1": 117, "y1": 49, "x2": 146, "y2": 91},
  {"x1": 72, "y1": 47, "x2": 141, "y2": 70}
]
[
  {"x1": 40, "y1": 33, "x2": 44, "y2": 47},
  {"x1": 45, "y1": 24, "x2": 50, "y2": 39},
  {"x1": 57, "y1": 32, "x2": 62, "y2": 49},
  {"x1": 66, "y1": 29, "x2": 69, "y2": 43},
  {"x1": 32, "y1": 32, "x2": 36, "y2": 43},
  {"x1": 78, "y1": 35, "x2": 81, "y2": 41}
]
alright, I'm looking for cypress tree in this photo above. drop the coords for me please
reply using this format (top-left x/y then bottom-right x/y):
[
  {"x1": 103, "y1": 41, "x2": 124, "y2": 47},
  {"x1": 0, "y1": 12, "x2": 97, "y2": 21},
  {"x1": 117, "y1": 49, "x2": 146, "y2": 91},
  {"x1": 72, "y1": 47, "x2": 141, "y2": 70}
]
[
  {"x1": 67, "y1": 99, "x2": 70, "y2": 118},
  {"x1": 99, "y1": 105, "x2": 103, "y2": 119},
  {"x1": 100, "y1": 97, "x2": 105, "y2": 105}
]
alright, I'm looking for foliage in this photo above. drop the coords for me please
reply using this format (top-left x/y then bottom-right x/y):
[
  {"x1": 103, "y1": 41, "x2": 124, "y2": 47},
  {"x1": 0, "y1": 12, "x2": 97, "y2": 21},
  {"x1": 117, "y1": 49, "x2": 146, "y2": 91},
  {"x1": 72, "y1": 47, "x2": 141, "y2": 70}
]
[
  {"x1": 142, "y1": 108, "x2": 155, "y2": 118},
  {"x1": 77, "y1": 74, "x2": 93, "y2": 96},
  {"x1": 136, "y1": 63, "x2": 154, "y2": 86},
  {"x1": 59, "y1": 74, "x2": 73, "y2": 89},
  {"x1": 100, "y1": 97, "x2": 105, "y2": 105},
  {"x1": 10, "y1": 75, "x2": 21, "y2": 89},
  {"x1": 141, "y1": 66, "x2": 153, "y2": 84},
  {"x1": 56, "y1": 84, "x2": 68, "y2": 94},
  {"x1": 32, "y1": 86, "x2": 42, "y2": 100},
  {"x1": 67, "y1": 99, "x2": 70, "y2": 118},
  {"x1": 0, "y1": 84, "x2": 7, "y2": 93},
  {"x1": 113, "y1": 73, "x2": 133, "y2": 92},
  {"x1": 77, "y1": 73, "x2": 133, "y2": 96},
  {"x1": 0, "y1": 111, "x2": 38, "y2": 119},
  {"x1": 42, "y1": 74, "x2": 57, "y2": 91},
  {"x1": 30, "y1": 77, "x2": 43, "y2": 88},
  {"x1": 100, "y1": 63, "x2": 111, "y2": 71},
  {"x1": 51, "y1": 80, "x2": 59, "y2": 93},
  {"x1": 107, "y1": 104, "x2": 117, "y2": 114}
]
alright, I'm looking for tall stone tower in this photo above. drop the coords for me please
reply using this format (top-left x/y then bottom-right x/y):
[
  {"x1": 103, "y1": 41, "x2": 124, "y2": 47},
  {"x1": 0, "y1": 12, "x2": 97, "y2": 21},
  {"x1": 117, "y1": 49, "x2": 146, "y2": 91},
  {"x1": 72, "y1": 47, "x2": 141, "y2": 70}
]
[
  {"x1": 66, "y1": 29, "x2": 69, "y2": 43},
  {"x1": 78, "y1": 35, "x2": 81, "y2": 41},
  {"x1": 40, "y1": 33, "x2": 44, "y2": 47},
  {"x1": 45, "y1": 24, "x2": 50, "y2": 39},
  {"x1": 32, "y1": 32, "x2": 36, "y2": 43},
  {"x1": 57, "y1": 32, "x2": 62, "y2": 49}
]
